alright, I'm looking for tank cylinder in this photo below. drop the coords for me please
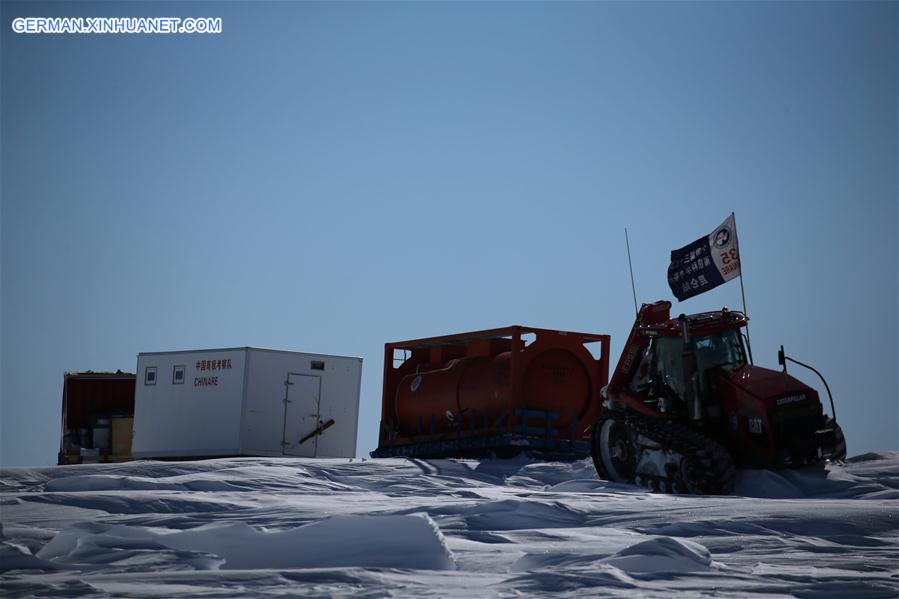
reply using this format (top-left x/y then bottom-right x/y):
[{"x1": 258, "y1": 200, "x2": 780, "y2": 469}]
[{"x1": 394, "y1": 348, "x2": 591, "y2": 437}]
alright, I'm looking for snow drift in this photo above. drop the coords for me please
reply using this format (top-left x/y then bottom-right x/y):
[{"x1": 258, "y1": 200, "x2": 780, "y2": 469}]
[
  {"x1": 2, "y1": 453, "x2": 897, "y2": 597},
  {"x1": 603, "y1": 536, "x2": 719, "y2": 574},
  {"x1": 36, "y1": 515, "x2": 454, "y2": 571}
]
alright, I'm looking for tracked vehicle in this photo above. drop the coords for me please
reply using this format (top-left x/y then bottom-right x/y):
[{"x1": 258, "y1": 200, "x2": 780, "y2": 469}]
[{"x1": 592, "y1": 301, "x2": 845, "y2": 495}]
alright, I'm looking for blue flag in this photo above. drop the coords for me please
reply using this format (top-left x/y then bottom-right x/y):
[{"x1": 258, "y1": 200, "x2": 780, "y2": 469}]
[{"x1": 668, "y1": 214, "x2": 741, "y2": 301}]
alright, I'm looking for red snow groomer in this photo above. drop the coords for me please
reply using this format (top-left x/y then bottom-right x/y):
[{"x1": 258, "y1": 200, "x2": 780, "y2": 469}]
[{"x1": 592, "y1": 300, "x2": 846, "y2": 495}]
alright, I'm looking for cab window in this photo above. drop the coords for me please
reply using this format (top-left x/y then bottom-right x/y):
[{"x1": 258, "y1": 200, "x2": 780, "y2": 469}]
[{"x1": 653, "y1": 337, "x2": 686, "y2": 400}]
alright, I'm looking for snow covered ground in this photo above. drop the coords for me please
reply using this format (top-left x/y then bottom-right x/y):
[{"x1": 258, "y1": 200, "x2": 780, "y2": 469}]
[{"x1": 2, "y1": 452, "x2": 897, "y2": 597}]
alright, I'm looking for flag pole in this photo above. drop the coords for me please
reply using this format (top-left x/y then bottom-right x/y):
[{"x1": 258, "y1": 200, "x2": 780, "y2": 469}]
[
  {"x1": 733, "y1": 212, "x2": 752, "y2": 362},
  {"x1": 739, "y1": 270, "x2": 752, "y2": 361},
  {"x1": 625, "y1": 228, "x2": 639, "y2": 316}
]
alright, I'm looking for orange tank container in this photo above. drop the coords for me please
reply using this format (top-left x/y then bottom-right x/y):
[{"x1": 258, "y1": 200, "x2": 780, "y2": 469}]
[{"x1": 376, "y1": 326, "x2": 610, "y2": 457}]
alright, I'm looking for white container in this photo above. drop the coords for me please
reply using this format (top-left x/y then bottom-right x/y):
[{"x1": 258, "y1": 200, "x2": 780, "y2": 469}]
[{"x1": 132, "y1": 347, "x2": 362, "y2": 459}]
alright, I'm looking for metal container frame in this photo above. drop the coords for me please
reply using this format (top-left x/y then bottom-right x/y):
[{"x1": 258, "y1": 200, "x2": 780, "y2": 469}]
[{"x1": 373, "y1": 326, "x2": 610, "y2": 459}]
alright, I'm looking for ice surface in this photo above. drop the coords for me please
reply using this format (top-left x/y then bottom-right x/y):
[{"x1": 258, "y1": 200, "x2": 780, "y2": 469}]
[{"x1": 1, "y1": 453, "x2": 897, "y2": 597}]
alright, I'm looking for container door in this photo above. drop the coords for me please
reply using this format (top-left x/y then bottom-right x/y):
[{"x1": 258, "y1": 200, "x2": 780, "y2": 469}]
[
  {"x1": 282, "y1": 373, "x2": 322, "y2": 457},
  {"x1": 111, "y1": 416, "x2": 133, "y2": 459}
]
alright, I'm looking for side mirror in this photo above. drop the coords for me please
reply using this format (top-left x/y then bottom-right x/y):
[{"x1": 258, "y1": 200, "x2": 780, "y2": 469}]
[{"x1": 777, "y1": 345, "x2": 786, "y2": 372}]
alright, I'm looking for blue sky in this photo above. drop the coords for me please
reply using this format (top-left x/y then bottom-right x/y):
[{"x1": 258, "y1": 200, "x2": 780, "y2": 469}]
[{"x1": 2, "y1": 1, "x2": 896, "y2": 466}]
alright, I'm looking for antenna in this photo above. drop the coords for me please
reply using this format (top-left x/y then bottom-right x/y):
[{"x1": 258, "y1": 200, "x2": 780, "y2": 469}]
[{"x1": 625, "y1": 228, "x2": 638, "y2": 316}]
